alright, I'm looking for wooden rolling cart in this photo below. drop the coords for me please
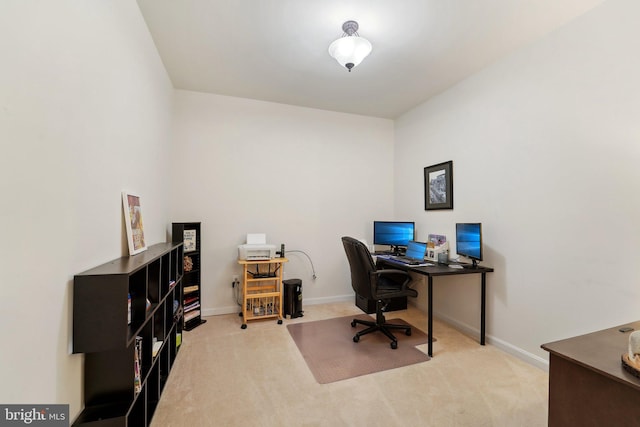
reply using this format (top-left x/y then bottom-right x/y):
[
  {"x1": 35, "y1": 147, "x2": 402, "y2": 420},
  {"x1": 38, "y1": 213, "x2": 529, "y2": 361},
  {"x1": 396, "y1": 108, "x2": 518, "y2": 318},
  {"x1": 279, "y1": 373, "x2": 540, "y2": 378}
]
[{"x1": 238, "y1": 258, "x2": 288, "y2": 329}]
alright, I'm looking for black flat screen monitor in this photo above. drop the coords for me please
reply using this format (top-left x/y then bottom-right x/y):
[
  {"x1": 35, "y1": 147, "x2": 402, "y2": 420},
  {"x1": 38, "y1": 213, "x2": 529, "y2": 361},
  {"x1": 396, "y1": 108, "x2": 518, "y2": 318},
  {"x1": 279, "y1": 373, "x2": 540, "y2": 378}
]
[
  {"x1": 455, "y1": 223, "x2": 482, "y2": 268},
  {"x1": 373, "y1": 221, "x2": 415, "y2": 252}
]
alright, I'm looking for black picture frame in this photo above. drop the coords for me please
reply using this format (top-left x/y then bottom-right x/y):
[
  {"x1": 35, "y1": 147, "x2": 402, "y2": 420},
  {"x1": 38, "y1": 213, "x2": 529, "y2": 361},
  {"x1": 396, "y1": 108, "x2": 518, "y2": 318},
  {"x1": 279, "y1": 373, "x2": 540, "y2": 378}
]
[{"x1": 424, "y1": 161, "x2": 453, "y2": 210}]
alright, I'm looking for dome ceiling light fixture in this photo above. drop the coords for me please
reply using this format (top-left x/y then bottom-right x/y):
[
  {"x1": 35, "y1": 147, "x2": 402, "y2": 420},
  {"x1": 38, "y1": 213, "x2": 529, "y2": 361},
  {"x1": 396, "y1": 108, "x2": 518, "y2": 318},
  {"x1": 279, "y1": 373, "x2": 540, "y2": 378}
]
[{"x1": 328, "y1": 20, "x2": 372, "y2": 72}]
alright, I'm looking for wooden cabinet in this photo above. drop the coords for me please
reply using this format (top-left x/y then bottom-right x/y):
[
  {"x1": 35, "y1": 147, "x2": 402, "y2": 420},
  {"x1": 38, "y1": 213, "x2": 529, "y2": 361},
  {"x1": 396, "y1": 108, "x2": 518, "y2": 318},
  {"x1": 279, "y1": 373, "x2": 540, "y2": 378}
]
[
  {"x1": 172, "y1": 222, "x2": 206, "y2": 331},
  {"x1": 542, "y1": 321, "x2": 640, "y2": 426},
  {"x1": 72, "y1": 242, "x2": 183, "y2": 426},
  {"x1": 238, "y1": 258, "x2": 288, "y2": 329}
]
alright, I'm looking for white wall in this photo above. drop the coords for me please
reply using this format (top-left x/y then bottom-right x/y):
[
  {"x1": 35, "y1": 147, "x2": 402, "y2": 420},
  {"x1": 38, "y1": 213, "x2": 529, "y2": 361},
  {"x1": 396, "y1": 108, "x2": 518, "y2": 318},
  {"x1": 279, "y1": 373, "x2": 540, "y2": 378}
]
[
  {"x1": 0, "y1": 0, "x2": 173, "y2": 418},
  {"x1": 170, "y1": 90, "x2": 395, "y2": 314},
  {"x1": 394, "y1": 0, "x2": 640, "y2": 366}
]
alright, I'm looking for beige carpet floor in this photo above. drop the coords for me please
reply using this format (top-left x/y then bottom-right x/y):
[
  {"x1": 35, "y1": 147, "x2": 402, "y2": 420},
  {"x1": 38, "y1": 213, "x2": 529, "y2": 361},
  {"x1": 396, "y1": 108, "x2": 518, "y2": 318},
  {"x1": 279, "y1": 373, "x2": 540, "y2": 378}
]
[
  {"x1": 287, "y1": 314, "x2": 430, "y2": 383},
  {"x1": 151, "y1": 302, "x2": 549, "y2": 427}
]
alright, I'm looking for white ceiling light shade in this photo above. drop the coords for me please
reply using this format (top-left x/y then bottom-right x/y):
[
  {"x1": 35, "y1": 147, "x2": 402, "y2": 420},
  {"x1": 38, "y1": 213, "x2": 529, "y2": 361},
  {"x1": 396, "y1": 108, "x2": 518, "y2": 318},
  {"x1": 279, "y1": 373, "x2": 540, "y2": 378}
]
[{"x1": 328, "y1": 20, "x2": 372, "y2": 72}]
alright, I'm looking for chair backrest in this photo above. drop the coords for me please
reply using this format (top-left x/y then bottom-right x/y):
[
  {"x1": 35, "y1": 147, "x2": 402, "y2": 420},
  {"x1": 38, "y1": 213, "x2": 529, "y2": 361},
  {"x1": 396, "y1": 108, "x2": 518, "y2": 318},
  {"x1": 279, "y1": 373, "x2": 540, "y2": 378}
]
[{"x1": 341, "y1": 236, "x2": 375, "y2": 300}]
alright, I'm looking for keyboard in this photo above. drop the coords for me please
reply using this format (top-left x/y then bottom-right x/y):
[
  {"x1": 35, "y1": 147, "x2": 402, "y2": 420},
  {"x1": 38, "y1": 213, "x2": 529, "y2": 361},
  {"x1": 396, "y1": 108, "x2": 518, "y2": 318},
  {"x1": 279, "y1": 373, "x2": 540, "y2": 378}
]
[{"x1": 389, "y1": 256, "x2": 423, "y2": 265}]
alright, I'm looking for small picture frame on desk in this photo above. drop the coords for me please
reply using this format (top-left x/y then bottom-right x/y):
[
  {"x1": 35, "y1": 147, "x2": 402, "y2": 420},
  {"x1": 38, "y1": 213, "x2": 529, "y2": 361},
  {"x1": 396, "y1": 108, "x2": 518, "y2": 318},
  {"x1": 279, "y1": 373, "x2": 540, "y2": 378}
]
[{"x1": 424, "y1": 161, "x2": 453, "y2": 210}]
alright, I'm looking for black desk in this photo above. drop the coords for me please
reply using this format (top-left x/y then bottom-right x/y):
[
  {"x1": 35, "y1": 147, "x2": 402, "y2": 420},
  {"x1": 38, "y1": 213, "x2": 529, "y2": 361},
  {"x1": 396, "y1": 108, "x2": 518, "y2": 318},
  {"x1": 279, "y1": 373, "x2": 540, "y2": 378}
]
[{"x1": 377, "y1": 257, "x2": 494, "y2": 356}]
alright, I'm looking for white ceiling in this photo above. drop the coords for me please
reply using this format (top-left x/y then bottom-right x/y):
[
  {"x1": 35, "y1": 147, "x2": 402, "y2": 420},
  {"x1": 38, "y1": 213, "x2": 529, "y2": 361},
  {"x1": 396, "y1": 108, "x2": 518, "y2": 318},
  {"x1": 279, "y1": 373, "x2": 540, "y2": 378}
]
[{"x1": 136, "y1": 0, "x2": 605, "y2": 119}]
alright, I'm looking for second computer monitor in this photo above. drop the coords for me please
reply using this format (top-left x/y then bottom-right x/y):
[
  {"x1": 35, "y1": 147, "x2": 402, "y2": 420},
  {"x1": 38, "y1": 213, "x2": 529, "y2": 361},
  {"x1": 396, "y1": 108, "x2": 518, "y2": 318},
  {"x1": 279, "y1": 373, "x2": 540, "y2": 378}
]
[
  {"x1": 373, "y1": 221, "x2": 415, "y2": 252},
  {"x1": 455, "y1": 222, "x2": 482, "y2": 267}
]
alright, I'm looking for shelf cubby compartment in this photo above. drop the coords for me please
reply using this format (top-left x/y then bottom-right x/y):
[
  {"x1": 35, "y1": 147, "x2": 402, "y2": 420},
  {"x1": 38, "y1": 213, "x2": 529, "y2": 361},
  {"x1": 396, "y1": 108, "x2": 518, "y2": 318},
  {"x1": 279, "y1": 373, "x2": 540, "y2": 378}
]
[
  {"x1": 153, "y1": 305, "x2": 166, "y2": 348},
  {"x1": 160, "y1": 252, "x2": 170, "y2": 296},
  {"x1": 148, "y1": 258, "x2": 161, "y2": 305},
  {"x1": 146, "y1": 363, "x2": 160, "y2": 425},
  {"x1": 129, "y1": 389, "x2": 146, "y2": 427},
  {"x1": 159, "y1": 338, "x2": 171, "y2": 393},
  {"x1": 174, "y1": 246, "x2": 184, "y2": 279}
]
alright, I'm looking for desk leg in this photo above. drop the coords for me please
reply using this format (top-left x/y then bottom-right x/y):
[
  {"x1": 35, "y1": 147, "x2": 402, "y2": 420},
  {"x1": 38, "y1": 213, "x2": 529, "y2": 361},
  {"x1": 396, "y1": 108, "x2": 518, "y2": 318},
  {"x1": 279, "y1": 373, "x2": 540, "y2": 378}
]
[
  {"x1": 480, "y1": 273, "x2": 486, "y2": 345},
  {"x1": 428, "y1": 276, "x2": 433, "y2": 357}
]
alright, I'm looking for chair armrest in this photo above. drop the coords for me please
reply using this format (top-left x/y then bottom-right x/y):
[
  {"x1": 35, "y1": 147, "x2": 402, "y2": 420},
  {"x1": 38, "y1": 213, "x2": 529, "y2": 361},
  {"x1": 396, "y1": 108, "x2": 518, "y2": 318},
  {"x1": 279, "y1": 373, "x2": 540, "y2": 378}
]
[
  {"x1": 375, "y1": 268, "x2": 410, "y2": 277},
  {"x1": 373, "y1": 269, "x2": 412, "y2": 289}
]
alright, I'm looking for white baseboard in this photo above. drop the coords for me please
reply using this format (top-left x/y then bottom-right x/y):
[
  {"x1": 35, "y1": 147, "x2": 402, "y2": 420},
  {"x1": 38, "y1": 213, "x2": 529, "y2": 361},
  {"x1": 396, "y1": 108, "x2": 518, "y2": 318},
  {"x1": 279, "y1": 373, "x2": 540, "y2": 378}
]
[
  {"x1": 202, "y1": 306, "x2": 238, "y2": 317},
  {"x1": 433, "y1": 310, "x2": 549, "y2": 372},
  {"x1": 302, "y1": 294, "x2": 354, "y2": 305},
  {"x1": 201, "y1": 294, "x2": 354, "y2": 318}
]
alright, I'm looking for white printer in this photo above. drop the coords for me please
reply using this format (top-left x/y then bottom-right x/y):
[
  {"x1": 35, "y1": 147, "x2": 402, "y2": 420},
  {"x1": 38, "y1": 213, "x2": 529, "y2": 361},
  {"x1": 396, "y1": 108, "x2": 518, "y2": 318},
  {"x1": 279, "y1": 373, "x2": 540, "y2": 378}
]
[{"x1": 238, "y1": 233, "x2": 276, "y2": 260}]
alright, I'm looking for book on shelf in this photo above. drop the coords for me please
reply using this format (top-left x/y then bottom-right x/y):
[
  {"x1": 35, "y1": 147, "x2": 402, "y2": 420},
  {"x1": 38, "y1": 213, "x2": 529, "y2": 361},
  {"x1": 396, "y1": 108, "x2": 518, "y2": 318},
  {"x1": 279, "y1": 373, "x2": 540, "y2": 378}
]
[
  {"x1": 184, "y1": 296, "x2": 198, "y2": 305},
  {"x1": 152, "y1": 340, "x2": 163, "y2": 358},
  {"x1": 184, "y1": 296, "x2": 198, "y2": 304},
  {"x1": 184, "y1": 302, "x2": 200, "y2": 312},
  {"x1": 183, "y1": 229, "x2": 197, "y2": 252},
  {"x1": 184, "y1": 310, "x2": 200, "y2": 322},
  {"x1": 184, "y1": 285, "x2": 199, "y2": 294},
  {"x1": 134, "y1": 336, "x2": 142, "y2": 394}
]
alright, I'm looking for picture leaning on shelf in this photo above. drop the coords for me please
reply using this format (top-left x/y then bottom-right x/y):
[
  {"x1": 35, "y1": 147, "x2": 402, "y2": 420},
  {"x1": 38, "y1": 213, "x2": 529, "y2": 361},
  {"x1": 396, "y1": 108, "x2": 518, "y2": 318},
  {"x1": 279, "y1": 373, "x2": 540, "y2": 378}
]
[{"x1": 183, "y1": 229, "x2": 197, "y2": 252}]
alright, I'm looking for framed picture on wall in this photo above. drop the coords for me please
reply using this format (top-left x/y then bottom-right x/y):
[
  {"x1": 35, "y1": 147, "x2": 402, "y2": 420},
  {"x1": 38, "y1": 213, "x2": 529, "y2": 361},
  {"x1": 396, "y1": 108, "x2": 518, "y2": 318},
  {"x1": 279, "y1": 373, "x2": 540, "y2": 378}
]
[
  {"x1": 122, "y1": 191, "x2": 147, "y2": 255},
  {"x1": 424, "y1": 161, "x2": 453, "y2": 210}
]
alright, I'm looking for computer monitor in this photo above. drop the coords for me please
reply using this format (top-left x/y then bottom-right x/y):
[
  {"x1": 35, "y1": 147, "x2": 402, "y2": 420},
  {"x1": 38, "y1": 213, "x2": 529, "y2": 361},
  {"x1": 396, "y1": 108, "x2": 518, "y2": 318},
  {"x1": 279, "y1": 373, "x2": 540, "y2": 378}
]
[
  {"x1": 455, "y1": 223, "x2": 482, "y2": 268},
  {"x1": 373, "y1": 221, "x2": 415, "y2": 253}
]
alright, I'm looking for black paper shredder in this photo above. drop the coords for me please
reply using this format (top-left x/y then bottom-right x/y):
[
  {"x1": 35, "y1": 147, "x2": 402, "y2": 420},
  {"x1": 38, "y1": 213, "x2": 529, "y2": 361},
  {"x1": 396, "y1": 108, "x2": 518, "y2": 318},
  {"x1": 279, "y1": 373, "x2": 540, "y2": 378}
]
[{"x1": 283, "y1": 279, "x2": 303, "y2": 318}]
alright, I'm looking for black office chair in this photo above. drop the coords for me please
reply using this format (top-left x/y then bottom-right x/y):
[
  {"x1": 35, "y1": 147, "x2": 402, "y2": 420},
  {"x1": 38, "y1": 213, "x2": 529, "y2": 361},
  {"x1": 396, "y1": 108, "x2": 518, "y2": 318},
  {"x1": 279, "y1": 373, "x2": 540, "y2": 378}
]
[{"x1": 341, "y1": 236, "x2": 418, "y2": 349}]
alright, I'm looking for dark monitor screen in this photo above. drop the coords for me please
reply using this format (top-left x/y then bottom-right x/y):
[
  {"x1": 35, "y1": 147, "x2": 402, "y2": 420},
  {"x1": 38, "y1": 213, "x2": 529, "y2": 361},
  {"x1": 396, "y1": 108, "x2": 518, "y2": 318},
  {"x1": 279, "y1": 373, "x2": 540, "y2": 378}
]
[
  {"x1": 373, "y1": 221, "x2": 415, "y2": 247},
  {"x1": 456, "y1": 223, "x2": 482, "y2": 263}
]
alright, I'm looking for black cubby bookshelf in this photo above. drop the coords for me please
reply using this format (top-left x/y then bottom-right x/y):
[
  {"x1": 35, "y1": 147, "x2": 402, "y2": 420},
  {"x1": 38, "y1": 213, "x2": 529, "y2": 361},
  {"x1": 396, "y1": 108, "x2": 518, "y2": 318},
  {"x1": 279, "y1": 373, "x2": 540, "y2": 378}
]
[
  {"x1": 72, "y1": 242, "x2": 184, "y2": 426},
  {"x1": 172, "y1": 222, "x2": 206, "y2": 331}
]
